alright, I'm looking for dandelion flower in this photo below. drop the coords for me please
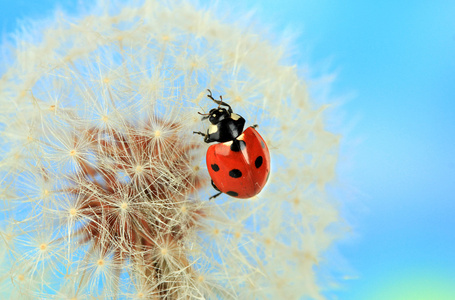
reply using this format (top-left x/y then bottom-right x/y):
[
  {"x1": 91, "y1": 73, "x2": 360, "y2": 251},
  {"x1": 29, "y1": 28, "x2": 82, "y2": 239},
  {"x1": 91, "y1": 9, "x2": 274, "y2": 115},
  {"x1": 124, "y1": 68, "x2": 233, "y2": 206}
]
[{"x1": 0, "y1": 0, "x2": 344, "y2": 299}]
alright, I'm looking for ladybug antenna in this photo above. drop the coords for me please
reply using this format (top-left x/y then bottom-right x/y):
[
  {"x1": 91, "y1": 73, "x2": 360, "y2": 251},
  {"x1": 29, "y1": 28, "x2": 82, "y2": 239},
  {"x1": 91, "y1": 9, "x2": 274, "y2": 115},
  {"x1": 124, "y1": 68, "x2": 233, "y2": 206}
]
[
  {"x1": 207, "y1": 89, "x2": 232, "y2": 113},
  {"x1": 198, "y1": 111, "x2": 210, "y2": 120}
]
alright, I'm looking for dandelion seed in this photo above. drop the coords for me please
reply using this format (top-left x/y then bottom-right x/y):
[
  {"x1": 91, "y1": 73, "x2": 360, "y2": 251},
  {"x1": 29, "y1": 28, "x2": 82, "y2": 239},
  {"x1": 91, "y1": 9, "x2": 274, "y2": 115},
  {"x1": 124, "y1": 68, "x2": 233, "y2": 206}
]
[{"x1": 233, "y1": 96, "x2": 243, "y2": 104}]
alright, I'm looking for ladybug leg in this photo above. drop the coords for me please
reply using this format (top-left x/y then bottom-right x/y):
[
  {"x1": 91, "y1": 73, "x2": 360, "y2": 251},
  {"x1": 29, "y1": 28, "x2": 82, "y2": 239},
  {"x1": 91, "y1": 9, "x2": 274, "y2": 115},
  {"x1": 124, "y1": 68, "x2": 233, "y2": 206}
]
[
  {"x1": 193, "y1": 131, "x2": 206, "y2": 137},
  {"x1": 193, "y1": 131, "x2": 212, "y2": 143},
  {"x1": 209, "y1": 180, "x2": 223, "y2": 200},
  {"x1": 209, "y1": 192, "x2": 222, "y2": 200},
  {"x1": 207, "y1": 89, "x2": 232, "y2": 113},
  {"x1": 251, "y1": 124, "x2": 258, "y2": 129}
]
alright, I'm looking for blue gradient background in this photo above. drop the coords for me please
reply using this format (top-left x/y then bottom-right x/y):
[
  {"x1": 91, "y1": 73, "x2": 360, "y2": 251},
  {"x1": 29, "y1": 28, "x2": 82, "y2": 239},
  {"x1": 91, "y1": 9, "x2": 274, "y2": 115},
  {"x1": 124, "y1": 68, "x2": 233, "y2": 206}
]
[{"x1": 1, "y1": 1, "x2": 454, "y2": 299}]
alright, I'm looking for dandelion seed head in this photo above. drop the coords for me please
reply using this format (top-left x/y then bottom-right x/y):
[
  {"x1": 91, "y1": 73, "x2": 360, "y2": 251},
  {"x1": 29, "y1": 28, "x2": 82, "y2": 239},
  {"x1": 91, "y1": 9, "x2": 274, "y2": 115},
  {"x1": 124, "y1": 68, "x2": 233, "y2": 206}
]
[{"x1": 0, "y1": 0, "x2": 346, "y2": 298}]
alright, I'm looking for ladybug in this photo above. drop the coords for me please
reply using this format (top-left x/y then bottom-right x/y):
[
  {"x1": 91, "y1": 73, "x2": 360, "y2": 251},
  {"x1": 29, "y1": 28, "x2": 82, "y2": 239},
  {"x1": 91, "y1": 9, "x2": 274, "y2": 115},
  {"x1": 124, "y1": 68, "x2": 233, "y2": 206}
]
[{"x1": 193, "y1": 89, "x2": 271, "y2": 199}]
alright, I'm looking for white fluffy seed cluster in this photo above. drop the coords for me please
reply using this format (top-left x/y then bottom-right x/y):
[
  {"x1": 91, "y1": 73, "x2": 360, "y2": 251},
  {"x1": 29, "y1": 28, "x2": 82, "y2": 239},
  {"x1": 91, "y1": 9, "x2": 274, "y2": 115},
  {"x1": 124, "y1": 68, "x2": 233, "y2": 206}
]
[{"x1": 0, "y1": 1, "x2": 343, "y2": 299}]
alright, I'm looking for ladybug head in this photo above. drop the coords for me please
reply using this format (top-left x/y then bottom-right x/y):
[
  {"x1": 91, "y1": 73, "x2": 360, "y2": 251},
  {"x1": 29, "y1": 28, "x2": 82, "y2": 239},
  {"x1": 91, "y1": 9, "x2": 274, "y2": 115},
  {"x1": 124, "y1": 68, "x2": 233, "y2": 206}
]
[
  {"x1": 199, "y1": 89, "x2": 234, "y2": 123},
  {"x1": 207, "y1": 107, "x2": 230, "y2": 124}
]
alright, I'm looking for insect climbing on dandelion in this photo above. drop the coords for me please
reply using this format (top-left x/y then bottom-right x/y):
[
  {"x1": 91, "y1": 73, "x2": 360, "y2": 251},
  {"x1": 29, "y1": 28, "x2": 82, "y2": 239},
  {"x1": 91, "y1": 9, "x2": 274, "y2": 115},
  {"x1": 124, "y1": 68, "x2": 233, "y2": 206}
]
[{"x1": 193, "y1": 89, "x2": 271, "y2": 199}]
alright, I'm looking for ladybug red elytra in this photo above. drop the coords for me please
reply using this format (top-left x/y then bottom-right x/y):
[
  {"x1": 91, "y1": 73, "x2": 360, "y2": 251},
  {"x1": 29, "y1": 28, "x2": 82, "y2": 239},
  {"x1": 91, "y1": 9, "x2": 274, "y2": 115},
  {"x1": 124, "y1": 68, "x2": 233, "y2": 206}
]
[{"x1": 193, "y1": 89, "x2": 271, "y2": 199}]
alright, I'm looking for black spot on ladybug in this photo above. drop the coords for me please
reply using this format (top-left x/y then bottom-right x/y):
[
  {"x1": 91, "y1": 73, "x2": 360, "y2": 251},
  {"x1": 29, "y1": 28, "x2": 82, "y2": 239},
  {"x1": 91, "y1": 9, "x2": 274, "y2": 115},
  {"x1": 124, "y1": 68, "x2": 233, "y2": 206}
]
[
  {"x1": 260, "y1": 140, "x2": 265, "y2": 148},
  {"x1": 211, "y1": 164, "x2": 220, "y2": 172},
  {"x1": 229, "y1": 169, "x2": 242, "y2": 178},
  {"x1": 227, "y1": 191, "x2": 238, "y2": 197},
  {"x1": 230, "y1": 139, "x2": 246, "y2": 152},
  {"x1": 255, "y1": 156, "x2": 263, "y2": 168}
]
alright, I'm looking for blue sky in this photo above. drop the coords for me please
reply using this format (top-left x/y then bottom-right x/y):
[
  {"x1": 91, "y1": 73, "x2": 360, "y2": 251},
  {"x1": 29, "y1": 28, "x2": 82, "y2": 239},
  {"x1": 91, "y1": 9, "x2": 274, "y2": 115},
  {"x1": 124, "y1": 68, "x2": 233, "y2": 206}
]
[
  {"x1": 2, "y1": 0, "x2": 455, "y2": 299},
  {"x1": 258, "y1": 1, "x2": 455, "y2": 299}
]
